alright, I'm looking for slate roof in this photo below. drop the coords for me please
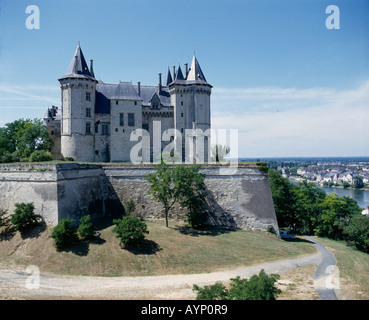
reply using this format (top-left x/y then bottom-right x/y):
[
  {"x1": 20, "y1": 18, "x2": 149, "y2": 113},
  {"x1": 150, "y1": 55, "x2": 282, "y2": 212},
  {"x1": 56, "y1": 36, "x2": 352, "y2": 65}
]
[
  {"x1": 59, "y1": 44, "x2": 96, "y2": 81},
  {"x1": 133, "y1": 85, "x2": 172, "y2": 107},
  {"x1": 95, "y1": 81, "x2": 142, "y2": 114}
]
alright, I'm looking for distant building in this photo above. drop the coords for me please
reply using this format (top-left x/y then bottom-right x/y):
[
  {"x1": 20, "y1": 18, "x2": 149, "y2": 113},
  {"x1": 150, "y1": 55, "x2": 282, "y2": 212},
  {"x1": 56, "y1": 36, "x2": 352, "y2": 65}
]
[{"x1": 44, "y1": 43, "x2": 212, "y2": 162}]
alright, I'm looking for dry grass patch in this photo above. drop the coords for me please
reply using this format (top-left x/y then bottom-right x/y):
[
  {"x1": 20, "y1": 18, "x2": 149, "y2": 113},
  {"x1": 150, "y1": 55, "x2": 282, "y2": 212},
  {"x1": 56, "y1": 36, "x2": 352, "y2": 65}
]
[{"x1": 0, "y1": 219, "x2": 316, "y2": 277}]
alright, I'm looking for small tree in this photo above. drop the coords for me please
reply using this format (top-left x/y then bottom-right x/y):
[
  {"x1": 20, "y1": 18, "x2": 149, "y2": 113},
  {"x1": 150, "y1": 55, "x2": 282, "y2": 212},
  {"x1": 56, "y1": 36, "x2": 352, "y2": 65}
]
[
  {"x1": 50, "y1": 218, "x2": 78, "y2": 249},
  {"x1": 145, "y1": 162, "x2": 177, "y2": 227},
  {"x1": 77, "y1": 215, "x2": 96, "y2": 240},
  {"x1": 353, "y1": 176, "x2": 364, "y2": 189},
  {"x1": 112, "y1": 216, "x2": 149, "y2": 247},
  {"x1": 344, "y1": 215, "x2": 369, "y2": 253},
  {"x1": 124, "y1": 199, "x2": 136, "y2": 216},
  {"x1": 11, "y1": 203, "x2": 42, "y2": 233},
  {"x1": 145, "y1": 163, "x2": 206, "y2": 228},
  {"x1": 211, "y1": 144, "x2": 230, "y2": 163}
]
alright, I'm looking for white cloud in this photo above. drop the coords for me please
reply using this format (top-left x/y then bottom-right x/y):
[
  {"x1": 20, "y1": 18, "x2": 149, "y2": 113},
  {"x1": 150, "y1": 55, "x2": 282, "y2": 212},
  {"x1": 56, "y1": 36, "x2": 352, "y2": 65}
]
[{"x1": 211, "y1": 81, "x2": 369, "y2": 157}]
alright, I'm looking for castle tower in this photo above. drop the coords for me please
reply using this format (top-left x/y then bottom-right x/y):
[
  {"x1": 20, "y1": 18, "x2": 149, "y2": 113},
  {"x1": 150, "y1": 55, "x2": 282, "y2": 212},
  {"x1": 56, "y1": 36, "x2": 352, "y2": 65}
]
[
  {"x1": 169, "y1": 55, "x2": 212, "y2": 162},
  {"x1": 58, "y1": 43, "x2": 97, "y2": 162}
]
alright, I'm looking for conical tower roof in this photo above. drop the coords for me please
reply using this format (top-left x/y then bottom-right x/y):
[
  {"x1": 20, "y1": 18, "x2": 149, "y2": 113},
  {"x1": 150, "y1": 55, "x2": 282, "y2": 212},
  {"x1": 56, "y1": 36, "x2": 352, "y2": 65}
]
[
  {"x1": 186, "y1": 54, "x2": 207, "y2": 83},
  {"x1": 59, "y1": 43, "x2": 96, "y2": 81}
]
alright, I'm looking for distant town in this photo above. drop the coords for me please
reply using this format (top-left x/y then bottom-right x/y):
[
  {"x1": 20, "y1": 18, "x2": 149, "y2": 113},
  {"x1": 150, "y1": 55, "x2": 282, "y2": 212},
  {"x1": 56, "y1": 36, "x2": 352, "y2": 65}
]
[{"x1": 265, "y1": 158, "x2": 369, "y2": 190}]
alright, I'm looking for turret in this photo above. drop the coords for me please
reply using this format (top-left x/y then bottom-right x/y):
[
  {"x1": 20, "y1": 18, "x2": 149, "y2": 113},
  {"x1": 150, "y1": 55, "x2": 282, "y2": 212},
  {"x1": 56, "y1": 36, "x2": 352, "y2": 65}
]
[
  {"x1": 58, "y1": 43, "x2": 97, "y2": 162},
  {"x1": 169, "y1": 55, "x2": 212, "y2": 163}
]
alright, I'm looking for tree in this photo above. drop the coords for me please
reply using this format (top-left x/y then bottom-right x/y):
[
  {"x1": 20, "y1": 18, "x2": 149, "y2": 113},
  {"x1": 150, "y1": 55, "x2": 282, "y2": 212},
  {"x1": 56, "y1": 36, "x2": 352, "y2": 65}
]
[
  {"x1": 112, "y1": 216, "x2": 149, "y2": 247},
  {"x1": 268, "y1": 169, "x2": 298, "y2": 230},
  {"x1": 344, "y1": 215, "x2": 369, "y2": 253},
  {"x1": 211, "y1": 144, "x2": 230, "y2": 163},
  {"x1": 193, "y1": 270, "x2": 281, "y2": 300},
  {"x1": 172, "y1": 165, "x2": 206, "y2": 228},
  {"x1": 145, "y1": 163, "x2": 206, "y2": 228},
  {"x1": 353, "y1": 176, "x2": 364, "y2": 189},
  {"x1": 145, "y1": 162, "x2": 177, "y2": 227},
  {"x1": 11, "y1": 203, "x2": 42, "y2": 233},
  {"x1": 50, "y1": 218, "x2": 78, "y2": 249},
  {"x1": 0, "y1": 118, "x2": 53, "y2": 162},
  {"x1": 77, "y1": 215, "x2": 96, "y2": 240}
]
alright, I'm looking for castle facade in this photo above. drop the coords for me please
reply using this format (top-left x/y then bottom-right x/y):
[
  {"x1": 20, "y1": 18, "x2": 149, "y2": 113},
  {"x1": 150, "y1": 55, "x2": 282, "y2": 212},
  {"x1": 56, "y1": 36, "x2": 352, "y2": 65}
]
[{"x1": 45, "y1": 44, "x2": 212, "y2": 163}]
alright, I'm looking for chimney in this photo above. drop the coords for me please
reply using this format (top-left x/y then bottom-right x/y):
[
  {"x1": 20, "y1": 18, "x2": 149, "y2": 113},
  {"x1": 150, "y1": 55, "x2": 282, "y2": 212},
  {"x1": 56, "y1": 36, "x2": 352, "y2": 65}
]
[
  {"x1": 137, "y1": 81, "x2": 141, "y2": 96},
  {"x1": 184, "y1": 63, "x2": 188, "y2": 79},
  {"x1": 90, "y1": 59, "x2": 95, "y2": 77},
  {"x1": 158, "y1": 73, "x2": 162, "y2": 93},
  {"x1": 173, "y1": 66, "x2": 176, "y2": 80}
]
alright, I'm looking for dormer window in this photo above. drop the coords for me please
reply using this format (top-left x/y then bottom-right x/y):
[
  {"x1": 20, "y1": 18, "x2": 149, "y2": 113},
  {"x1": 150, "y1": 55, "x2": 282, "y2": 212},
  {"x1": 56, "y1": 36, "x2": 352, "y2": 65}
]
[{"x1": 152, "y1": 102, "x2": 159, "y2": 110}]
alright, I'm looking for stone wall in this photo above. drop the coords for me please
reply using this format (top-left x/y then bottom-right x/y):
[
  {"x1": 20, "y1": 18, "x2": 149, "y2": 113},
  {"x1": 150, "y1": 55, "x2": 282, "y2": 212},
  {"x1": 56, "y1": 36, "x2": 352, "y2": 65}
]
[{"x1": 0, "y1": 163, "x2": 278, "y2": 232}]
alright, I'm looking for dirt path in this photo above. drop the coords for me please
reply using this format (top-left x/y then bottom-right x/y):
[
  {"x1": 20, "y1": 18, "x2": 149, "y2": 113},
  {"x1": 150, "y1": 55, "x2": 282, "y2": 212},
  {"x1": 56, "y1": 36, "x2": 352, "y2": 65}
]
[{"x1": 0, "y1": 252, "x2": 322, "y2": 300}]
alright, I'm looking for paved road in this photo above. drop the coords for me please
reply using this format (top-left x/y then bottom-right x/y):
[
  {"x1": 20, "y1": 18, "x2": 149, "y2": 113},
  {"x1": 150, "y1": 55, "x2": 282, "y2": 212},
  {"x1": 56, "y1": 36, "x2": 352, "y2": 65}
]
[
  {"x1": 0, "y1": 237, "x2": 337, "y2": 300},
  {"x1": 306, "y1": 236, "x2": 338, "y2": 300}
]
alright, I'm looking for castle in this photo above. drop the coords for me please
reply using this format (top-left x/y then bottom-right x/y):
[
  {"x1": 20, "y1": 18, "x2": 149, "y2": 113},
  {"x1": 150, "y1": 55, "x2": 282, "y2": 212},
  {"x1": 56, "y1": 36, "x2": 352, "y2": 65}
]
[{"x1": 44, "y1": 43, "x2": 212, "y2": 163}]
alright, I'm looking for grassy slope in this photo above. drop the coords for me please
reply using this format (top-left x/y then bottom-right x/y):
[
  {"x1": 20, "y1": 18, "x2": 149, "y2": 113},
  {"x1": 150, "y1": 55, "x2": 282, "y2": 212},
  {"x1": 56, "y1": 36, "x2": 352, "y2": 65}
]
[{"x1": 0, "y1": 219, "x2": 316, "y2": 277}]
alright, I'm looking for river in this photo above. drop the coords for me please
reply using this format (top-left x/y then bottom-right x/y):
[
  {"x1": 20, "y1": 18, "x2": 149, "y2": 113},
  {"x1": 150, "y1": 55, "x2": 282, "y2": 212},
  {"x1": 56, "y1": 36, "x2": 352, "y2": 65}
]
[{"x1": 319, "y1": 187, "x2": 369, "y2": 210}]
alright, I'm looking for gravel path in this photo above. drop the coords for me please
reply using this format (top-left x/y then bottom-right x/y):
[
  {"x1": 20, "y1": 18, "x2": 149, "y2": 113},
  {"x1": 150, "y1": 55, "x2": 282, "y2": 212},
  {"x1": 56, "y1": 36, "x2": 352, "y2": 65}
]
[{"x1": 0, "y1": 251, "x2": 322, "y2": 300}]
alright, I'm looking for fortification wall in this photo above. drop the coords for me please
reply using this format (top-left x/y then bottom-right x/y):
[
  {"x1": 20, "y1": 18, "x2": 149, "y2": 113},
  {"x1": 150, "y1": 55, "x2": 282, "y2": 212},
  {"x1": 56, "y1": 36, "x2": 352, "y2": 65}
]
[
  {"x1": 0, "y1": 163, "x2": 278, "y2": 232},
  {"x1": 103, "y1": 166, "x2": 279, "y2": 231}
]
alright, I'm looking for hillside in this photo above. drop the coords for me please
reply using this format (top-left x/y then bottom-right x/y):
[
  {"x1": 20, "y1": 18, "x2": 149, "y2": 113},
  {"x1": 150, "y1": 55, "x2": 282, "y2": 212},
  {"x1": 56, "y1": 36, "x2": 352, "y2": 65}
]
[{"x1": 0, "y1": 218, "x2": 316, "y2": 277}]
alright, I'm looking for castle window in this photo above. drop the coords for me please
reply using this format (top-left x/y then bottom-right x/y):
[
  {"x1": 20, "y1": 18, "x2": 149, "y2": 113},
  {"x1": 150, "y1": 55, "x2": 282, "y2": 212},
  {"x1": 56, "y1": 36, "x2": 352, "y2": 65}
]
[
  {"x1": 181, "y1": 101, "x2": 183, "y2": 106},
  {"x1": 86, "y1": 92, "x2": 91, "y2": 101},
  {"x1": 128, "y1": 113, "x2": 135, "y2": 126},
  {"x1": 95, "y1": 123, "x2": 98, "y2": 133},
  {"x1": 134, "y1": 101, "x2": 137, "y2": 106},
  {"x1": 102, "y1": 124, "x2": 109, "y2": 135},
  {"x1": 116, "y1": 100, "x2": 118, "y2": 105},
  {"x1": 86, "y1": 122, "x2": 91, "y2": 134},
  {"x1": 181, "y1": 113, "x2": 183, "y2": 117},
  {"x1": 86, "y1": 108, "x2": 91, "y2": 117},
  {"x1": 120, "y1": 113, "x2": 124, "y2": 126}
]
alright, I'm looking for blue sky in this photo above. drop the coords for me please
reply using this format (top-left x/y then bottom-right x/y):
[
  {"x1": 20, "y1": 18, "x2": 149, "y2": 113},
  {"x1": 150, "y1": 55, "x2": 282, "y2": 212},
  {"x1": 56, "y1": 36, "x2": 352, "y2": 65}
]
[{"x1": 0, "y1": 0, "x2": 369, "y2": 158}]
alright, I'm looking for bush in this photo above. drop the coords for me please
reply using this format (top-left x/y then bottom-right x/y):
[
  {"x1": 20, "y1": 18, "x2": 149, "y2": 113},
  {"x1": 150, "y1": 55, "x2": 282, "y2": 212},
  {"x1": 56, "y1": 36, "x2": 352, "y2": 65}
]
[
  {"x1": 11, "y1": 203, "x2": 42, "y2": 233},
  {"x1": 50, "y1": 218, "x2": 78, "y2": 249},
  {"x1": 124, "y1": 199, "x2": 136, "y2": 216},
  {"x1": 29, "y1": 150, "x2": 53, "y2": 162},
  {"x1": 77, "y1": 215, "x2": 96, "y2": 240},
  {"x1": 193, "y1": 269, "x2": 281, "y2": 300},
  {"x1": 112, "y1": 216, "x2": 149, "y2": 247}
]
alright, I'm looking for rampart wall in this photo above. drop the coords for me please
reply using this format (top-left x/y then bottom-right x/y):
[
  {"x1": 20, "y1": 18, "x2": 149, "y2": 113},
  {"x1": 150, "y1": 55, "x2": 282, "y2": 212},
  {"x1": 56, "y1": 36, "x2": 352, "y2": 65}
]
[{"x1": 0, "y1": 163, "x2": 279, "y2": 232}]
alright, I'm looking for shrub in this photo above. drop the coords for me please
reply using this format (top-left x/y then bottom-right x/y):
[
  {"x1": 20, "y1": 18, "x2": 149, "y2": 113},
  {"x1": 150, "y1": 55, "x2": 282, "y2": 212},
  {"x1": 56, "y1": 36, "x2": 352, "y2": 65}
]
[
  {"x1": 124, "y1": 199, "x2": 136, "y2": 216},
  {"x1": 29, "y1": 150, "x2": 53, "y2": 162},
  {"x1": 112, "y1": 216, "x2": 149, "y2": 247},
  {"x1": 77, "y1": 215, "x2": 96, "y2": 240},
  {"x1": 193, "y1": 282, "x2": 229, "y2": 300},
  {"x1": 11, "y1": 203, "x2": 42, "y2": 233},
  {"x1": 50, "y1": 218, "x2": 78, "y2": 249},
  {"x1": 193, "y1": 269, "x2": 281, "y2": 300}
]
